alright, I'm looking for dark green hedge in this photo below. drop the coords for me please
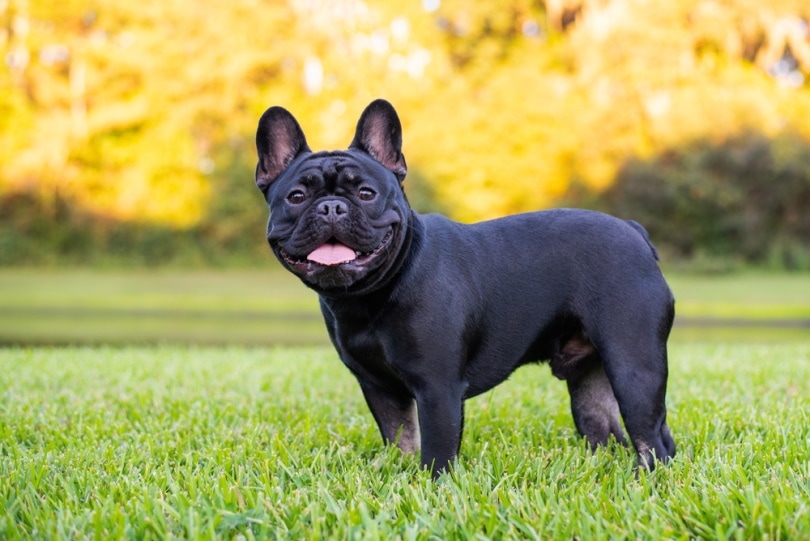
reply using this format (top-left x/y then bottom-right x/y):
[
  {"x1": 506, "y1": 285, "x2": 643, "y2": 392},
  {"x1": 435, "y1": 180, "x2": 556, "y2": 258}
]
[{"x1": 570, "y1": 131, "x2": 810, "y2": 271}]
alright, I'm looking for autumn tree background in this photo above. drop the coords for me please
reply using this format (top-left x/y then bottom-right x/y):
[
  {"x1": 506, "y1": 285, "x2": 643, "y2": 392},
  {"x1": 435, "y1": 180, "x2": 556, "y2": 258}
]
[{"x1": 2, "y1": 0, "x2": 809, "y2": 268}]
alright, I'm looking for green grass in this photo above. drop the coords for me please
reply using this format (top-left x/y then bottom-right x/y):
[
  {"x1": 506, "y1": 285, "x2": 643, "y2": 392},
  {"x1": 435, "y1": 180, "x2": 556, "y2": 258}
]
[
  {"x1": 1, "y1": 343, "x2": 809, "y2": 539},
  {"x1": 0, "y1": 268, "x2": 808, "y2": 345},
  {"x1": 666, "y1": 273, "x2": 810, "y2": 319},
  {"x1": 0, "y1": 268, "x2": 327, "y2": 345}
]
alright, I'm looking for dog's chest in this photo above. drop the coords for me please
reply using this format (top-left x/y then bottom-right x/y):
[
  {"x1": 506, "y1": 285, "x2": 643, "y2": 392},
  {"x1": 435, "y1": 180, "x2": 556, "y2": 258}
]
[
  {"x1": 339, "y1": 327, "x2": 405, "y2": 388},
  {"x1": 326, "y1": 307, "x2": 405, "y2": 387}
]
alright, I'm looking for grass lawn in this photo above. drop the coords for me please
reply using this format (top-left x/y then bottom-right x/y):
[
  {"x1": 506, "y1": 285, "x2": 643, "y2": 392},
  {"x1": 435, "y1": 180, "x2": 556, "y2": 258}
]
[
  {"x1": 1, "y1": 343, "x2": 809, "y2": 539},
  {"x1": 0, "y1": 268, "x2": 808, "y2": 345},
  {"x1": 0, "y1": 267, "x2": 328, "y2": 345},
  {"x1": 665, "y1": 273, "x2": 810, "y2": 319}
]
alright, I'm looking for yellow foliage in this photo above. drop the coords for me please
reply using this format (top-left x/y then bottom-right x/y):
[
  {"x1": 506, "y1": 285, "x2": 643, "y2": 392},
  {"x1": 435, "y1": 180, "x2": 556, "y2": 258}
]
[{"x1": 2, "y1": 0, "x2": 810, "y2": 227}]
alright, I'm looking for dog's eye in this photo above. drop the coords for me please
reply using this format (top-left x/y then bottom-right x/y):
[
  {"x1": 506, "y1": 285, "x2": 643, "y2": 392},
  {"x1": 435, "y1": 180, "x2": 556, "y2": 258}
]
[
  {"x1": 358, "y1": 188, "x2": 376, "y2": 201},
  {"x1": 287, "y1": 190, "x2": 307, "y2": 205}
]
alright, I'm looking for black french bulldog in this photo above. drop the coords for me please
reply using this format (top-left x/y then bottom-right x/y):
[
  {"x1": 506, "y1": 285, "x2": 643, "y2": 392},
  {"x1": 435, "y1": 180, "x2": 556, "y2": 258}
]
[{"x1": 255, "y1": 99, "x2": 675, "y2": 477}]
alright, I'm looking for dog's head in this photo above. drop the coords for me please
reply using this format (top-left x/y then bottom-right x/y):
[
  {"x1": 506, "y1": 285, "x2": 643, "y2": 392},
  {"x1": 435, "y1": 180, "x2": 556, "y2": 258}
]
[{"x1": 255, "y1": 99, "x2": 411, "y2": 294}]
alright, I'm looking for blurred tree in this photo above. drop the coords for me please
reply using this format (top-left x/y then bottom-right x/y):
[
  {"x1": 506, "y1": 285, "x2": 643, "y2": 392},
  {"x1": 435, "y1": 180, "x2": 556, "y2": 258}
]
[
  {"x1": 1, "y1": 0, "x2": 810, "y2": 266},
  {"x1": 582, "y1": 130, "x2": 810, "y2": 269}
]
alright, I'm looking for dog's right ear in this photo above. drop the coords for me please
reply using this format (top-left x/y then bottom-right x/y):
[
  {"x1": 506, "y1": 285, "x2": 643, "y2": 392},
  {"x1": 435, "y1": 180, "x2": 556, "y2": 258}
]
[{"x1": 255, "y1": 106, "x2": 311, "y2": 191}]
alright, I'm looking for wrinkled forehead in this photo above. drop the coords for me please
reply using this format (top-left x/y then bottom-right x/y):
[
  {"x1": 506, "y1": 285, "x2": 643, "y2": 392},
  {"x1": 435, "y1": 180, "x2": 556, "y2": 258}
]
[{"x1": 293, "y1": 150, "x2": 386, "y2": 179}]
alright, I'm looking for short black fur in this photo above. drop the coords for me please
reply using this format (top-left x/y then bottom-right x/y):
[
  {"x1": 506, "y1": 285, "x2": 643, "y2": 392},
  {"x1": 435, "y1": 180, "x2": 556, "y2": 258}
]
[{"x1": 255, "y1": 99, "x2": 676, "y2": 477}]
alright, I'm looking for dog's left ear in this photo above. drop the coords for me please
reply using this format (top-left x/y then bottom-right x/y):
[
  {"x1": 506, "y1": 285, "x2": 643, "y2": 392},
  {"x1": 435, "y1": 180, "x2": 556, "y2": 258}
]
[{"x1": 349, "y1": 99, "x2": 407, "y2": 182}]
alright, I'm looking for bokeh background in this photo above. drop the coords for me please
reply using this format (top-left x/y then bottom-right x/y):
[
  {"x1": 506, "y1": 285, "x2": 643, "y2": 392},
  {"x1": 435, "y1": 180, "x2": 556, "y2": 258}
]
[{"x1": 1, "y1": 0, "x2": 809, "y2": 344}]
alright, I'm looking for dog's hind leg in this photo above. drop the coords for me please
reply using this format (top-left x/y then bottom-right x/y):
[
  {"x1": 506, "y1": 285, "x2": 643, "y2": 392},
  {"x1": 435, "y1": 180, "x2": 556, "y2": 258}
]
[
  {"x1": 579, "y1": 279, "x2": 676, "y2": 469},
  {"x1": 594, "y1": 328, "x2": 676, "y2": 469},
  {"x1": 550, "y1": 333, "x2": 627, "y2": 448},
  {"x1": 567, "y1": 361, "x2": 628, "y2": 448}
]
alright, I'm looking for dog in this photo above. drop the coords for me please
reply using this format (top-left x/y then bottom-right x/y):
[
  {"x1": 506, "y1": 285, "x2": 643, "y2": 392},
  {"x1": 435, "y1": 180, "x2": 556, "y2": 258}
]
[{"x1": 254, "y1": 99, "x2": 675, "y2": 477}]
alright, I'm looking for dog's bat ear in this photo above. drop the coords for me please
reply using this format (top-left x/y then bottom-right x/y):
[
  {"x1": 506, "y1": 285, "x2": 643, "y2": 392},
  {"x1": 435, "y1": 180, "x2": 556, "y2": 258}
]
[
  {"x1": 255, "y1": 106, "x2": 311, "y2": 191},
  {"x1": 349, "y1": 99, "x2": 407, "y2": 182}
]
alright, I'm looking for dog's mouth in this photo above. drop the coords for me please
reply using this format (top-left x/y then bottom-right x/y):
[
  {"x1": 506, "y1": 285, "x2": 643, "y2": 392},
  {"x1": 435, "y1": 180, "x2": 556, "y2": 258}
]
[{"x1": 279, "y1": 229, "x2": 394, "y2": 272}]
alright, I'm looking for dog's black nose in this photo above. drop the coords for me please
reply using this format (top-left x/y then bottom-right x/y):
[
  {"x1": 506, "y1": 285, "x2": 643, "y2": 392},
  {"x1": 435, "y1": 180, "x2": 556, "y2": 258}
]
[{"x1": 317, "y1": 199, "x2": 348, "y2": 219}]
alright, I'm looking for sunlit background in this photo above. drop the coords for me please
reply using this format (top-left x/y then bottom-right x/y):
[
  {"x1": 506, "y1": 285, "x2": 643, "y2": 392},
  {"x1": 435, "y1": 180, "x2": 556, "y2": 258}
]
[{"x1": 1, "y1": 0, "x2": 809, "y2": 344}]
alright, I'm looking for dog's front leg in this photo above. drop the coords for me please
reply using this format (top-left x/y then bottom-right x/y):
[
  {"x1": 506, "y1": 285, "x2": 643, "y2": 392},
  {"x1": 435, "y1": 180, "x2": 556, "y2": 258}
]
[
  {"x1": 359, "y1": 382, "x2": 420, "y2": 454},
  {"x1": 414, "y1": 383, "x2": 466, "y2": 478}
]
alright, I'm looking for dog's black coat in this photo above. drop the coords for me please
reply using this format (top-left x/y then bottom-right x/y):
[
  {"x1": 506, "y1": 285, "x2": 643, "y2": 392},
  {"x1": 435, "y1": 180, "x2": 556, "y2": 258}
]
[{"x1": 255, "y1": 100, "x2": 676, "y2": 476}]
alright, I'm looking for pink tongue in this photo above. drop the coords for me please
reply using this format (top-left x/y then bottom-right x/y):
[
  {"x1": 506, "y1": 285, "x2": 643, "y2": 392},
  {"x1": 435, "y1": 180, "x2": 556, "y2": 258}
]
[{"x1": 307, "y1": 243, "x2": 356, "y2": 266}]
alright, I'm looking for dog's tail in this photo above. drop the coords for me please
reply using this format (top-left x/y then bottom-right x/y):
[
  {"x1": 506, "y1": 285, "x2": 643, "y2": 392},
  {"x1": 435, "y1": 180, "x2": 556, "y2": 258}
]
[{"x1": 626, "y1": 220, "x2": 659, "y2": 261}]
